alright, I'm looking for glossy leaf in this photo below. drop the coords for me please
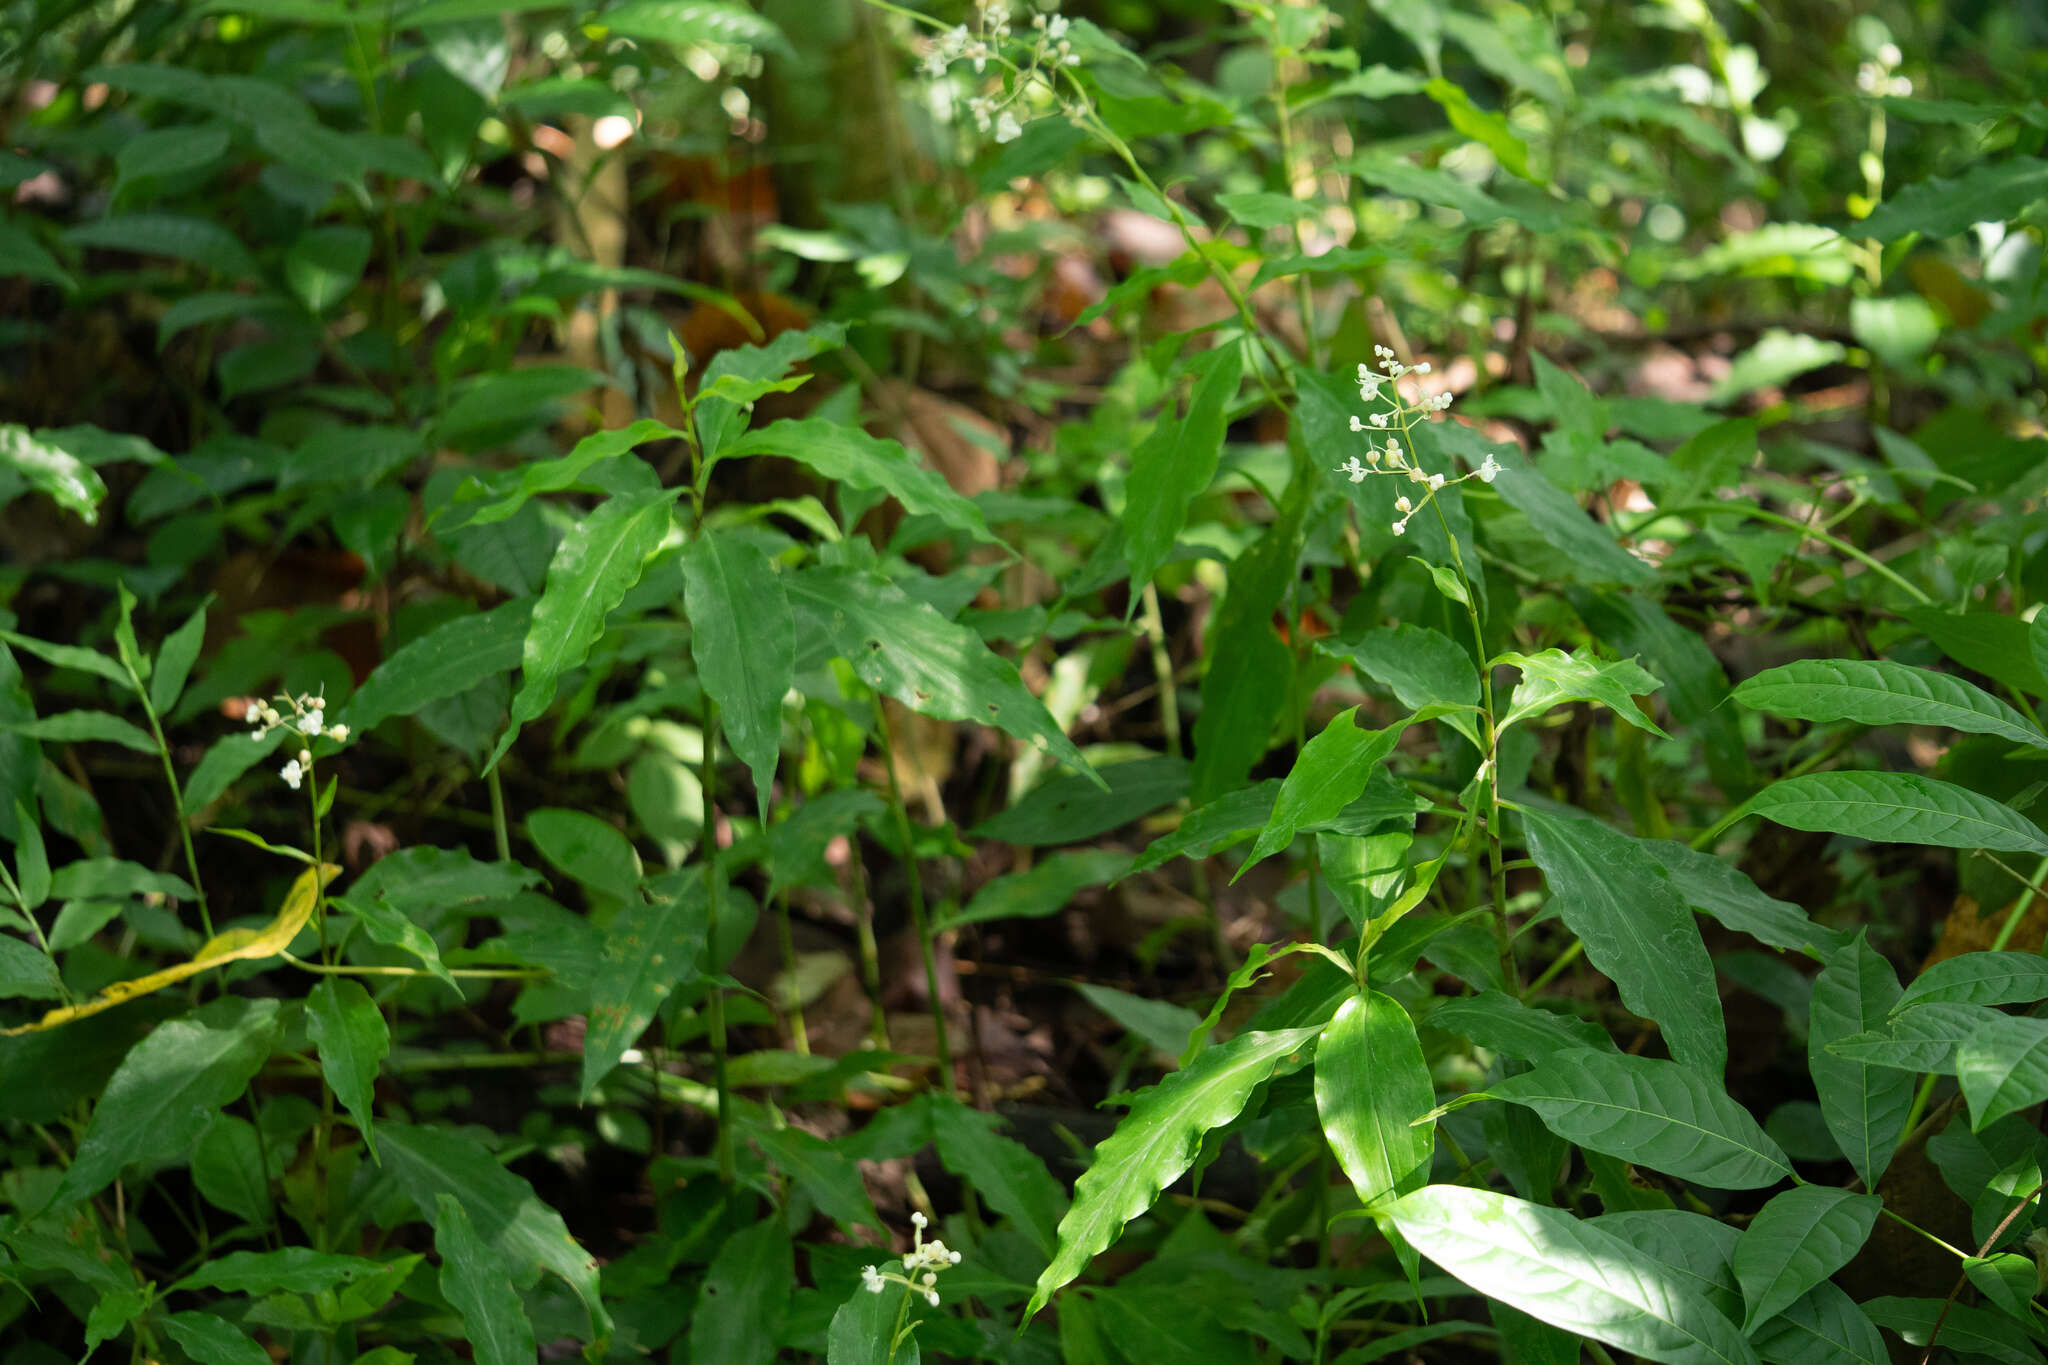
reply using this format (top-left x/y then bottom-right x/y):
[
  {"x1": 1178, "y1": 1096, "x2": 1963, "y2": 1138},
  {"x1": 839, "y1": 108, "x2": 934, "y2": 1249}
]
[
  {"x1": 599, "y1": 0, "x2": 794, "y2": 56},
  {"x1": 693, "y1": 322, "x2": 846, "y2": 458},
  {"x1": 333, "y1": 896, "x2": 459, "y2": 996},
  {"x1": 343, "y1": 598, "x2": 532, "y2": 734},
  {"x1": 1956, "y1": 1011, "x2": 2048, "y2": 1131},
  {"x1": 1026, "y1": 1026, "x2": 1322, "y2": 1317},
  {"x1": 1739, "y1": 771, "x2": 2048, "y2": 855},
  {"x1": 162, "y1": 1313, "x2": 272, "y2": 1365},
  {"x1": 1499, "y1": 649, "x2": 1667, "y2": 736},
  {"x1": 682, "y1": 528, "x2": 794, "y2": 813},
  {"x1": 527, "y1": 808, "x2": 641, "y2": 903},
  {"x1": 1122, "y1": 780, "x2": 1278, "y2": 878},
  {"x1": 1238, "y1": 707, "x2": 1412, "y2": 874},
  {"x1": 1590, "y1": 1210, "x2": 1741, "y2": 1320},
  {"x1": 1490, "y1": 1048, "x2": 1790, "y2": 1189},
  {"x1": 56, "y1": 996, "x2": 282, "y2": 1205},
  {"x1": 442, "y1": 420, "x2": 683, "y2": 529},
  {"x1": 1828, "y1": 1000, "x2": 2002, "y2": 1073},
  {"x1": 1807, "y1": 934, "x2": 1912, "y2": 1190},
  {"x1": 1897, "y1": 950, "x2": 2048, "y2": 1011},
  {"x1": 0, "y1": 424, "x2": 109, "y2": 525},
  {"x1": 1733, "y1": 658, "x2": 2048, "y2": 749},
  {"x1": 306, "y1": 977, "x2": 387, "y2": 1159},
  {"x1": 690, "y1": 1217, "x2": 793, "y2": 1365},
  {"x1": 1522, "y1": 807, "x2": 1725, "y2": 1074},
  {"x1": 0, "y1": 630, "x2": 129, "y2": 687},
  {"x1": 726, "y1": 419, "x2": 1001, "y2": 547},
  {"x1": 1315, "y1": 991, "x2": 1435, "y2": 1209},
  {"x1": 175, "y1": 1247, "x2": 401, "y2": 1295},
  {"x1": 1749, "y1": 1282, "x2": 1887, "y2": 1365},
  {"x1": 378, "y1": 1121, "x2": 610, "y2": 1344},
  {"x1": 1732, "y1": 1186, "x2": 1881, "y2": 1331},
  {"x1": 787, "y1": 566, "x2": 1101, "y2": 787},
  {"x1": 486, "y1": 489, "x2": 677, "y2": 772},
  {"x1": 1861, "y1": 1296, "x2": 2042, "y2": 1365},
  {"x1": 1389, "y1": 1186, "x2": 1761, "y2": 1365},
  {"x1": 0, "y1": 937, "x2": 61, "y2": 1001},
  {"x1": 1322, "y1": 622, "x2": 1481, "y2": 709},
  {"x1": 435, "y1": 1194, "x2": 539, "y2": 1365},
  {"x1": 1123, "y1": 341, "x2": 1244, "y2": 592},
  {"x1": 580, "y1": 878, "x2": 707, "y2": 1100}
]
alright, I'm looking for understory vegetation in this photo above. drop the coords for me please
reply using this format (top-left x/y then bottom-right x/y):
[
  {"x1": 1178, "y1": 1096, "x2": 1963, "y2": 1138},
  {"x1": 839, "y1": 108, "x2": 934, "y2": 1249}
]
[{"x1": 3, "y1": 0, "x2": 2048, "y2": 1362}]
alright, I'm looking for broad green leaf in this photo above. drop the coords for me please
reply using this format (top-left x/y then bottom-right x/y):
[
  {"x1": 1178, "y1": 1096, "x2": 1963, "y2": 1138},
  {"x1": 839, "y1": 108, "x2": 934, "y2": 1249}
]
[
  {"x1": 1389, "y1": 1186, "x2": 1761, "y2": 1365},
  {"x1": 1590, "y1": 1210, "x2": 1741, "y2": 1318},
  {"x1": 1903, "y1": 606, "x2": 2048, "y2": 699},
  {"x1": 1428, "y1": 990, "x2": 1617, "y2": 1060},
  {"x1": 49, "y1": 858, "x2": 195, "y2": 902},
  {"x1": 334, "y1": 896, "x2": 458, "y2": 994},
  {"x1": 970, "y1": 756, "x2": 1186, "y2": 844},
  {"x1": 929, "y1": 1098, "x2": 1069, "y2": 1258},
  {"x1": 1123, "y1": 341, "x2": 1244, "y2": 592},
  {"x1": 693, "y1": 322, "x2": 846, "y2": 458},
  {"x1": 1484, "y1": 447, "x2": 1654, "y2": 586},
  {"x1": 1499, "y1": 649, "x2": 1667, "y2": 737},
  {"x1": 150, "y1": 599, "x2": 209, "y2": 716},
  {"x1": 579, "y1": 878, "x2": 707, "y2": 1100},
  {"x1": 487, "y1": 489, "x2": 676, "y2": 772},
  {"x1": 1238, "y1": 708, "x2": 1411, "y2": 874},
  {"x1": 1898, "y1": 951, "x2": 2048, "y2": 1011},
  {"x1": 528, "y1": 807, "x2": 640, "y2": 903},
  {"x1": 1026, "y1": 1026, "x2": 1322, "y2": 1317},
  {"x1": 189, "y1": 1116, "x2": 270, "y2": 1226},
  {"x1": 1639, "y1": 839, "x2": 1848, "y2": 957},
  {"x1": 1860, "y1": 156, "x2": 2048, "y2": 241},
  {"x1": 599, "y1": 0, "x2": 794, "y2": 56},
  {"x1": 1862, "y1": 1296, "x2": 2042, "y2": 1365},
  {"x1": 941, "y1": 848, "x2": 1132, "y2": 931},
  {"x1": 1, "y1": 425, "x2": 108, "y2": 524},
  {"x1": 786, "y1": 567, "x2": 1101, "y2": 788},
  {"x1": 0, "y1": 938, "x2": 61, "y2": 1000},
  {"x1": 162, "y1": 1313, "x2": 272, "y2": 1365},
  {"x1": 1732, "y1": 1186, "x2": 1881, "y2": 1331},
  {"x1": 379, "y1": 1121, "x2": 610, "y2": 1343},
  {"x1": 1957, "y1": 1012, "x2": 2048, "y2": 1131},
  {"x1": 1733, "y1": 659, "x2": 2048, "y2": 750},
  {"x1": 442, "y1": 420, "x2": 684, "y2": 529},
  {"x1": 306, "y1": 978, "x2": 388, "y2": 1159},
  {"x1": 285, "y1": 224, "x2": 372, "y2": 312},
  {"x1": 0, "y1": 221, "x2": 74, "y2": 291},
  {"x1": 681, "y1": 529, "x2": 793, "y2": 813},
  {"x1": 182, "y1": 729, "x2": 288, "y2": 811},
  {"x1": 13, "y1": 798, "x2": 49, "y2": 907},
  {"x1": 1315, "y1": 991, "x2": 1434, "y2": 1209},
  {"x1": 435, "y1": 1194, "x2": 538, "y2": 1365},
  {"x1": 1522, "y1": 808, "x2": 1725, "y2": 1074},
  {"x1": 176, "y1": 1247, "x2": 399, "y2": 1295},
  {"x1": 1072, "y1": 982, "x2": 1202, "y2": 1059},
  {"x1": 690, "y1": 1216, "x2": 793, "y2": 1365},
  {"x1": 1739, "y1": 771, "x2": 2048, "y2": 855},
  {"x1": 4, "y1": 710, "x2": 158, "y2": 754},
  {"x1": 56, "y1": 996, "x2": 282, "y2": 1205},
  {"x1": 1749, "y1": 1282, "x2": 1887, "y2": 1365},
  {"x1": 1424, "y1": 79, "x2": 1534, "y2": 180},
  {"x1": 1829, "y1": 1000, "x2": 2002, "y2": 1073},
  {"x1": 1348, "y1": 155, "x2": 1561, "y2": 228},
  {"x1": 1807, "y1": 934, "x2": 1912, "y2": 1190},
  {"x1": 1963, "y1": 1252, "x2": 2038, "y2": 1324},
  {"x1": 0, "y1": 630, "x2": 129, "y2": 687},
  {"x1": 344, "y1": 598, "x2": 533, "y2": 733},
  {"x1": 725, "y1": 419, "x2": 1001, "y2": 548},
  {"x1": 67, "y1": 213, "x2": 257, "y2": 278},
  {"x1": 828, "y1": 1283, "x2": 919, "y2": 1365},
  {"x1": 741, "y1": 1120, "x2": 879, "y2": 1231},
  {"x1": 1321, "y1": 623, "x2": 1480, "y2": 709},
  {"x1": 1489, "y1": 1049, "x2": 1790, "y2": 1189},
  {"x1": 1122, "y1": 780, "x2": 1278, "y2": 878}
]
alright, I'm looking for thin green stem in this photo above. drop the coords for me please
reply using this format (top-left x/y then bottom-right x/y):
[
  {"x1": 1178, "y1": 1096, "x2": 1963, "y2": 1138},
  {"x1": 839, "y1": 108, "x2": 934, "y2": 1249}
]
[
  {"x1": 875, "y1": 704, "x2": 953, "y2": 1097},
  {"x1": 1981, "y1": 852, "x2": 2048, "y2": 952},
  {"x1": 486, "y1": 764, "x2": 511, "y2": 863}
]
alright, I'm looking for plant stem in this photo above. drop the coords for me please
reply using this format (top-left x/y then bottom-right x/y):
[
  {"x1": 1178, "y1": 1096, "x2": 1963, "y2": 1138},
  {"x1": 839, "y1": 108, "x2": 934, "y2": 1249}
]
[
  {"x1": 486, "y1": 764, "x2": 511, "y2": 862},
  {"x1": 875, "y1": 703, "x2": 953, "y2": 1098}
]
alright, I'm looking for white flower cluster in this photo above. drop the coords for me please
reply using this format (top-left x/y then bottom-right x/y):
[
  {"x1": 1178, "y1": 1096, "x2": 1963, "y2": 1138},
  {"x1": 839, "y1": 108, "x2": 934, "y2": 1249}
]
[
  {"x1": 920, "y1": 1, "x2": 1077, "y2": 144},
  {"x1": 860, "y1": 1211, "x2": 962, "y2": 1308},
  {"x1": 1332, "y1": 347, "x2": 1500, "y2": 536},
  {"x1": 246, "y1": 691, "x2": 349, "y2": 790},
  {"x1": 1856, "y1": 42, "x2": 1911, "y2": 97}
]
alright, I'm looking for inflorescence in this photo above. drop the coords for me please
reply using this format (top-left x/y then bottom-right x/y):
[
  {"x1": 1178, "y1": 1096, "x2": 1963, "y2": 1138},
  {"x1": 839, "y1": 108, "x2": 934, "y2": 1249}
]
[
  {"x1": 246, "y1": 691, "x2": 349, "y2": 791},
  {"x1": 920, "y1": 0, "x2": 1078, "y2": 143},
  {"x1": 860, "y1": 1211, "x2": 962, "y2": 1308},
  {"x1": 1334, "y1": 346, "x2": 1500, "y2": 536}
]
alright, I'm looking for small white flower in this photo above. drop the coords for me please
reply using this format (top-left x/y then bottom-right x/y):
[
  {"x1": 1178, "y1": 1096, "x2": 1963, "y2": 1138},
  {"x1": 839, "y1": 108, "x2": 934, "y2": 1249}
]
[
  {"x1": 1478, "y1": 454, "x2": 1501, "y2": 483},
  {"x1": 994, "y1": 110, "x2": 1023, "y2": 143},
  {"x1": 862, "y1": 1264, "x2": 885, "y2": 1293},
  {"x1": 1357, "y1": 371, "x2": 1381, "y2": 400},
  {"x1": 1415, "y1": 361, "x2": 1431, "y2": 375},
  {"x1": 1336, "y1": 456, "x2": 1368, "y2": 483},
  {"x1": 1370, "y1": 412, "x2": 1389, "y2": 428},
  {"x1": 1365, "y1": 448, "x2": 1381, "y2": 466},
  {"x1": 1395, "y1": 495, "x2": 1412, "y2": 514},
  {"x1": 1045, "y1": 14, "x2": 1068, "y2": 39},
  {"x1": 911, "y1": 1212, "x2": 928, "y2": 1230},
  {"x1": 328, "y1": 723, "x2": 349, "y2": 742},
  {"x1": 1349, "y1": 415, "x2": 1364, "y2": 432},
  {"x1": 925, "y1": 1290, "x2": 940, "y2": 1307},
  {"x1": 1428, "y1": 473, "x2": 1445, "y2": 491},
  {"x1": 1391, "y1": 519, "x2": 1408, "y2": 536},
  {"x1": 280, "y1": 759, "x2": 304, "y2": 791}
]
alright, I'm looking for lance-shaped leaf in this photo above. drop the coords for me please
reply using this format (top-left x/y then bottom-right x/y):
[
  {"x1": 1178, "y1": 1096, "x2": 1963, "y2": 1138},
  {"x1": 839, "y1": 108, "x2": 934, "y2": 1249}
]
[
  {"x1": 1122, "y1": 341, "x2": 1243, "y2": 593},
  {"x1": 1733, "y1": 658, "x2": 2048, "y2": 750},
  {"x1": 1808, "y1": 933, "x2": 1912, "y2": 1190},
  {"x1": 1897, "y1": 951, "x2": 2048, "y2": 1012},
  {"x1": 786, "y1": 566, "x2": 1101, "y2": 788},
  {"x1": 1429, "y1": 989, "x2": 1617, "y2": 1061},
  {"x1": 1236, "y1": 707, "x2": 1413, "y2": 877},
  {"x1": 1388, "y1": 1186, "x2": 1761, "y2": 1365},
  {"x1": 681, "y1": 529, "x2": 793, "y2": 813},
  {"x1": 1522, "y1": 807, "x2": 1725, "y2": 1075},
  {"x1": 435, "y1": 1194, "x2": 539, "y2": 1365},
  {"x1": 1489, "y1": 1049, "x2": 1790, "y2": 1190},
  {"x1": 694, "y1": 322, "x2": 846, "y2": 459},
  {"x1": 486, "y1": 489, "x2": 676, "y2": 773},
  {"x1": 1590, "y1": 1211, "x2": 1741, "y2": 1319},
  {"x1": 1321, "y1": 623, "x2": 1480, "y2": 710},
  {"x1": 3, "y1": 710, "x2": 157, "y2": 754},
  {"x1": 581, "y1": 879, "x2": 707, "y2": 1100},
  {"x1": 1749, "y1": 1282, "x2": 1887, "y2": 1365},
  {"x1": 55, "y1": 996, "x2": 283, "y2": 1206},
  {"x1": 970, "y1": 755, "x2": 1187, "y2": 845},
  {"x1": 689, "y1": 1217, "x2": 793, "y2": 1365},
  {"x1": 1957, "y1": 1012, "x2": 2048, "y2": 1132},
  {"x1": 1859, "y1": 156, "x2": 2048, "y2": 242},
  {"x1": 1733, "y1": 1186, "x2": 1881, "y2": 1331},
  {"x1": 726, "y1": 419, "x2": 1001, "y2": 548},
  {"x1": 1482, "y1": 446, "x2": 1655, "y2": 586},
  {"x1": 439, "y1": 419, "x2": 685, "y2": 530},
  {"x1": 1737, "y1": 771, "x2": 2048, "y2": 856},
  {"x1": 1025, "y1": 1026, "x2": 1321, "y2": 1317},
  {"x1": 1829, "y1": 1001, "x2": 2002, "y2": 1073},
  {"x1": 150, "y1": 598, "x2": 210, "y2": 717},
  {"x1": 1862, "y1": 1296, "x2": 2042, "y2": 1365},
  {"x1": 1122, "y1": 780, "x2": 1279, "y2": 878},
  {"x1": 1315, "y1": 991, "x2": 1435, "y2": 1209},
  {"x1": 1639, "y1": 839, "x2": 1848, "y2": 958},
  {"x1": 344, "y1": 598, "x2": 533, "y2": 734},
  {"x1": 1499, "y1": 649, "x2": 1667, "y2": 736},
  {"x1": 929, "y1": 1099, "x2": 1069, "y2": 1258},
  {"x1": 306, "y1": 978, "x2": 389, "y2": 1160}
]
